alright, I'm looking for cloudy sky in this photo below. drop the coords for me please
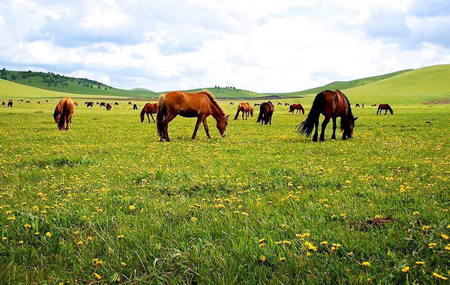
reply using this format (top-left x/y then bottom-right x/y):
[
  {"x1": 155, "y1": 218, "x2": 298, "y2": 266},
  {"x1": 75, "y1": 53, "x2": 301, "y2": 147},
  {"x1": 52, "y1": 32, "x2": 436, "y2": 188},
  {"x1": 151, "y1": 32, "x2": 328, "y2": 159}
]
[{"x1": 0, "y1": 0, "x2": 449, "y2": 92}]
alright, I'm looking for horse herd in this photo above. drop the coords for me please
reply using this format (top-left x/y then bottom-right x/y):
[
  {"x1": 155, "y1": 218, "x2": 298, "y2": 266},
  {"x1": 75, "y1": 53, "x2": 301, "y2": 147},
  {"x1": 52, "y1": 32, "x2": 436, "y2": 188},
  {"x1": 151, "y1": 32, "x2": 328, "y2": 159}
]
[{"x1": 3, "y1": 90, "x2": 394, "y2": 142}]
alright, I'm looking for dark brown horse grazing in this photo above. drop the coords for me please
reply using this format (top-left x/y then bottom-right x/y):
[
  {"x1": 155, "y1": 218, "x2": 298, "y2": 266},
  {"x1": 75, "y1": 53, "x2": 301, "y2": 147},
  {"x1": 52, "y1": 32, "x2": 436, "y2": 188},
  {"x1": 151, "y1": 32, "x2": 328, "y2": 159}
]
[
  {"x1": 54, "y1": 98, "x2": 75, "y2": 130},
  {"x1": 106, "y1": 103, "x2": 112, "y2": 111},
  {"x1": 128, "y1": 102, "x2": 132, "y2": 105},
  {"x1": 355, "y1": 104, "x2": 360, "y2": 108},
  {"x1": 114, "y1": 102, "x2": 119, "y2": 106},
  {"x1": 377, "y1": 104, "x2": 393, "y2": 115},
  {"x1": 7, "y1": 101, "x2": 13, "y2": 107},
  {"x1": 234, "y1": 102, "x2": 254, "y2": 120},
  {"x1": 297, "y1": 90, "x2": 357, "y2": 142},
  {"x1": 157, "y1": 90, "x2": 229, "y2": 141},
  {"x1": 100, "y1": 102, "x2": 106, "y2": 107},
  {"x1": 371, "y1": 104, "x2": 377, "y2": 107},
  {"x1": 256, "y1": 101, "x2": 275, "y2": 125},
  {"x1": 285, "y1": 103, "x2": 290, "y2": 106},
  {"x1": 86, "y1": 102, "x2": 94, "y2": 107},
  {"x1": 289, "y1": 103, "x2": 305, "y2": 114},
  {"x1": 133, "y1": 104, "x2": 138, "y2": 110},
  {"x1": 140, "y1": 103, "x2": 158, "y2": 123},
  {"x1": 2, "y1": 101, "x2": 5, "y2": 106},
  {"x1": 277, "y1": 102, "x2": 282, "y2": 106},
  {"x1": 230, "y1": 102, "x2": 234, "y2": 105}
]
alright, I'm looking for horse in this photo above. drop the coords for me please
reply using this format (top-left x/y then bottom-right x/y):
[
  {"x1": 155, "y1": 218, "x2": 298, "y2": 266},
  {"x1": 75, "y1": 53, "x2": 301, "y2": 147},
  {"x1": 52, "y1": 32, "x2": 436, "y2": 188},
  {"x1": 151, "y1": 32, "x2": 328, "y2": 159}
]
[
  {"x1": 86, "y1": 102, "x2": 94, "y2": 107},
  {"x1": 362, "y1": 103, "x2": 365, "y2": 108},
  {"x1": 297, "y1": 90, "x2": 357, "y2": 142},
  {"x1": 133, "y1": 104, "x2": 138, "y2": 110},
  {"x1": 256, "y1": 101, "x2": 275, "y2": 125},
  {"x1": 377, "y1": 104, "x2": 393, "y2": 115},
  {"x1": 74, "y1": 102, "x2": 78, "y2": 106},
  {"x1": 106, "y1": 103, "x2": 112, "y2": 111},
  {"x1": 53, "y1": 98, "x2": 75, "y2": 131},
  {"x1": 371, "y1": 104, "x2": 377, "y2": 107},
  {"x1": 37, "y1": 101, "x2": 41, "y2": 104},
  {"x1": 100, "y1": 102, "x2": 106, "y2": 107},
  {"x1": 45, "y1": 100, "x2": 49, "y2": 103},
  {"x1": 234, "y1": 102, "x2": 254, "y2": 120},
  {"x1": 157, "y1": 90, "x2": 229, "y2": 141},
  {"x1": 26, "y1": 101, "x2": 30, "y2": 104},
  {"x1": 2, "y1": 101, "x2": 5, "y2": 106},
  {"x1": 355, "y1": 104, "x2": 360, "y2": 108},
  {"x1": 7, "y1": 101, "x2": 13, "y2": 107},
  {"x1": 140, "y1": 103, "x2": 158, "y2": 123},
  {"x1": 128, "y1": 102, "x2": 132, "y2": 105},
  {"x1": 277, "y1": 102, "x2": 282, "y2": 106},
  {"x1": 230, "y1": 102, "x2": 234, "y2": 105},
  {"x1": 114, "y1": 102, "x2": 119, "y2": 106},
  {"x1": 254, "y1": 103, "x2": 261, "y2": 107},
  {"x1": 289, "y1": 103, "x2": 305, "y2": 115},
  {"x1": 285, "y1": 103, "x2": 290, "y2": 106}
]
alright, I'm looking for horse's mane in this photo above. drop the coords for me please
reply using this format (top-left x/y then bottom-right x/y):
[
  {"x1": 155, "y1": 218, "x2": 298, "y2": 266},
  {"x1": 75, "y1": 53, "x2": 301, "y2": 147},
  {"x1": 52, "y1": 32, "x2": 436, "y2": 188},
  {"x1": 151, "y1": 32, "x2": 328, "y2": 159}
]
[
  {"x1": 199, "y1": 89, "x2": 226, "y2": 116},
  {"x1": 335, "y1": 90, "x2": 354, "y2": 130}
]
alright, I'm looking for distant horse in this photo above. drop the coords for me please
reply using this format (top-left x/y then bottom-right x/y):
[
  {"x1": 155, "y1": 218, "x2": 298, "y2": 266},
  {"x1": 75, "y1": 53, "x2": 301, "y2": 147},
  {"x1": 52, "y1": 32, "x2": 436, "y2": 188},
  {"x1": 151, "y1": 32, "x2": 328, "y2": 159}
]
[
  {"x1": 45, "y1": 100, "x2": 49, "y2": 103},
  {"x1": 54, "y1": 98, "x2": 75, "y2": 131},
  {"x1": 371, "y1": 104, "x2": 377, "y2": 107},
  {"x1": 26, "y1": 101, "x2": 30, "y2": 104},
  {"x1": 106, "y1": 103, "x2": 112, "y2": 111},
  {"x1": 157, "y1": 90, "x2": 229, "y2": 141},
  {"x1": 377, "y1": 104, "x2": 393, "y2": 115},
  {"x1": 20, "y1": 100, "x2": 23, "y2": 102},
  {"x1": 277, "y1": 102, "x2": 282, "y2": 106},
  {"x1": 355, "y1": 104, "x2": 360, "y2": 108},
  {"x1": 285, "y1": 103, "x2": 290, "y2": 106},
  {"x1": 256, "y1": 101, "x2": 275, "y2": 125},
  {"x1": 230, "y1": 102, "x2": 234, "y2": 105},
  {"x1": 86, "y1": 102, "x2": 94, "y2": 107},
  {"x1": 297, "y1": 90, "x2": 357, "y2": 142},
  {"x1": 140, "y1": 103, "x2": 158, "y2": 123},
  {"x1": 74, "y1": 102, "x2": 78, "y2": 106},
  {"x1": 96, "y1": 102, "x2": 100, "y2": 105},
  {"x1": 100, "y1": 102, "x2": 106, "y2": 107},
  {"x1": 362, "y1": 103, "x2": 365, "y2": 108},
  {"x1": 128, "y1": 102, "x2": 132, "y2": 105},
  {"x1": 289, "y1": 103, "x2": 305, "y2": 115},
  {"x1": 114, "y1": 102, "x2": 119, "y2": 106},
  {"x1": 234, "y1": 102, "x2": 254, "y2": 120},
  {"x1": 37, "y1": 101, "x2": 41, "y2": 104},
  {"x1": 254, "y1": 103, "x2": 261, "y2": 107},
  {"x1": 2, "y1": 101, "x2": 5, "y2": 106},
  {"x1": 7, "y1": 101, "x2": 13, "y2": 107},
  {"x1": 133, "y1": 104, "x2": 138, "y2": 110}
]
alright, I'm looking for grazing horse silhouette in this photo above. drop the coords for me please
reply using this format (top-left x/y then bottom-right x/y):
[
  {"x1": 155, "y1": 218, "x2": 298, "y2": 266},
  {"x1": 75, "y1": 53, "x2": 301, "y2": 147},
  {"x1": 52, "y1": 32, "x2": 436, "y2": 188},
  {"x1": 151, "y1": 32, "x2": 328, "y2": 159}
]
[
  {"x1": 7, "y1": 101, "x2": 13, "y2": 107},
  {"x1": 371, "y1": 104, "x2": 377, "y2": 107},
  {"x1": 140, "y1": 103, "x2": 158, "y2": 123},
  {"x1": 254, "y1": 103, "x2": 260, "y2": 107},
  {"x1": 256, "y1": 101, "x2": 275, "y2": 125},
  {"x1": 2, "y1": 101, "x2": 5, "y2": 106},
  {"x1": 157, "y1": 90, "x2": 229, "y2": 141},
  {"x1": 377, "y1": 104, "x2": 393, "y2": 115},
  {"x1": 106, "y1": 103, "x2": 112, "y2": 111},
  {"x1": 54, "y1": 98, "x2": 75, "y2": 130},
  {"x1": 277, "y1": 102, "x2": 282, "y2": 106},
  {"x1": 114, "y1": 102, "x2": 119, "y2": 106},
  {"x1": 362, "y1": 103, "x2": 365, "y2": 108},
  {"x1": 289, "y1": 103, "x2": 305, "y2": 114},
  {"x1": 128, "y1": 102, "x2": 132, "y2": 105},
  {"x1": 230, "y1": 102, "x2": 234, "y2": 105},
  {"x1": 297, "y1": 90, "x2": 357, "y2": 142},
  {"x1": 355, "y1": 104, "x2": 360, "y2": 108},
  {"x1": 37, "y1": 101, "x2": 41, "y2": 104},
  {"x1": 86, "y1": 102, "x2": 94, "y2": 107},
  {"x1": 100, "y1": 102, "x2": 106, "y2": 107},
  {"x1": 285, "y1": 103, "x2": 290, "y2": 106},
  {"x1": 234, "y1": 102, "x2": 254, "y2": 120},
  {"x1": 133, "y1": 104, "x2": 138, "y2": 110}
]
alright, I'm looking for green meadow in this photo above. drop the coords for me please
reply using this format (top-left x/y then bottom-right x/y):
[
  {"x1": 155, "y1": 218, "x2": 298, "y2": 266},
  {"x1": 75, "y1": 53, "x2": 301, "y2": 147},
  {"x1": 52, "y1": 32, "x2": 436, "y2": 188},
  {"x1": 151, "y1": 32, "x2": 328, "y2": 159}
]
[{"x1": 0, "y1": 65, "x2": 450, "y2": 284}]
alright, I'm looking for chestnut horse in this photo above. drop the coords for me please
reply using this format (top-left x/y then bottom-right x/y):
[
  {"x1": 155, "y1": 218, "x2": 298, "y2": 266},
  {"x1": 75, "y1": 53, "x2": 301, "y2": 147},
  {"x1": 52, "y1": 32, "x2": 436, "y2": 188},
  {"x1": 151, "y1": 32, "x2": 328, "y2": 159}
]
[
  {"x1": 234, "y1": 102, "x2": 254, "y2": 120},
  {"x1": 140, "y1": 103, "x2": 158, "y2": 123},
  {"x1": 297, "y1": 90, "x2": 357, "y2": 141},
  {"x1": 54, "y1": 98, "x2": 75, "y2": 130},
  {"x1": 377, "y1": 104, "x2": 393, "y2": 115},
  {"x1": 157, "y1": 90, "x2": 229, "y2": 141},
  {"x1": 289, "y1": 103, "x2": 305, "y2": 114},
  {"x1": 285, "y1": 103, "x2": 290, "y2": 106},
  {"x1": 106, "y1": 103, "x2": 112, "y2": 111},
  {"x1": 256, "y1": 101, "x2": 275, "y2": 125}
]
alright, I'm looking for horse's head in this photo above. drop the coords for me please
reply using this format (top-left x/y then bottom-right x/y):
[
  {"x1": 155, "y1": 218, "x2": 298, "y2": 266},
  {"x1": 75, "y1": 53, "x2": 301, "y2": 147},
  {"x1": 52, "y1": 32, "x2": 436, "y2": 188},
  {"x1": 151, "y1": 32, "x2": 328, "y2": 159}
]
[
  {"x1": 217, "y1": 115, "x2": 230, "y2": 137},
  {"x1": 140, "y1": 113, "x2": 145, "y2": 123},
  {"x1": 250, "y1": 108, "x2": 254, "y2": 117},
  {"x1": 344, "y1": 116, "x2": 358, "y2": 138}
]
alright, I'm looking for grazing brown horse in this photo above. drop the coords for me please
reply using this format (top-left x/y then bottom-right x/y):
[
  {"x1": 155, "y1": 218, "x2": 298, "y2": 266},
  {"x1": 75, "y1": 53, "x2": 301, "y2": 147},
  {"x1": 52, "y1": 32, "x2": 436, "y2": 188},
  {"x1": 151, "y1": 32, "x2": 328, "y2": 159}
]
[
  {"x1": 289, "y1": 103, "x2": 305, "y2": 114},
  {"x1": 371, "y1": 104, "x2": 377, "y2": 107},
  {"x1": 26, "y1": 101, "x2": 30, "y2": 104},
  {"x1": 114, "y1": 102, "x2": 119, "y2": 106},
  {"x1": 377, "y1": 104, "x2": 393, "y2": 115},
  {"x1": 256, "y1": 101, "x2": 275, "y2": 125},
  {"x1": 54, "y1": 98, "x2": 75, "y2": 130},
  {"x1": 230, "y1": 102, "x2": 234, "y2": 105},
  {"x1": 355, "y1": 104, "x2": 360, "y2": 108},
  {"x1": 100, "y1": 102, "x2": 106, "y2": 107},
  {"x1": 234, "y1": 102, "x2": 254, "y2": 120},
  {"x1": 285, "y1": 103, "x2": 290, "y2": 106},
  {"x1": 140, "y1": 103, "x2": 158, "y2": 123},
  {"x1": 297, "y1": 90, "x2": 357, "y2": 142},
  {"x1": 2, "y1": 101, "x2": 5, "y2": 106},
  {"x1": 157, "y1": 90, "x2": 229, "y2": 141},
  {"x1": 106, "y1": 103, "x2": 112, "y2": 111},
  {"x1": 86, "y1": 102, "x2": 94, "y2": 107},
  {"x1": 128, "y1": 102, "x2": 132, "y2": 105},
  {"x1": 7, "y1": 101, "x2": 13, "y2": 107},
  {"x1": 37, "y1": 101, "x2": 41, "y2": 104},
  {"x1": 74, "y1": 102, "x2": 78, "y2": 106},
  {"x1": 277, "y1": 102, "x2": 282, "y2": 106},
  {"x1": 133, "y1": 104, "x2": 138, "y2": 110}
]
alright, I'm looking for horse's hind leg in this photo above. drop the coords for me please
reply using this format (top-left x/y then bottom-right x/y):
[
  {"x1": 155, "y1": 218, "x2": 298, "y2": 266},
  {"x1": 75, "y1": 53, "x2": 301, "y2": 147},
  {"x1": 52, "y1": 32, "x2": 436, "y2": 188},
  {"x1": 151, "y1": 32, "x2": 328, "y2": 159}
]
[
  {"x1": 331, "y1": 117, "x2": 337, "y2": 140},
  {"x1": 162, "y1": 113, "x2": 177, "y2": 141},
  {"x1": 320, "y1": 116, "x2": 330, "y2": 141}
]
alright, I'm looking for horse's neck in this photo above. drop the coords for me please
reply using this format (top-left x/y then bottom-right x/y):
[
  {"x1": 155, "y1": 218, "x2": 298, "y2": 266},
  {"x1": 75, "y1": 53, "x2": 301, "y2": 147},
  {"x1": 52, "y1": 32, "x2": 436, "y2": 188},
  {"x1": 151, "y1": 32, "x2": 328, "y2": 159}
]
[{"x1": 210, "y1": 103, "x2": 224, "y2": 121}]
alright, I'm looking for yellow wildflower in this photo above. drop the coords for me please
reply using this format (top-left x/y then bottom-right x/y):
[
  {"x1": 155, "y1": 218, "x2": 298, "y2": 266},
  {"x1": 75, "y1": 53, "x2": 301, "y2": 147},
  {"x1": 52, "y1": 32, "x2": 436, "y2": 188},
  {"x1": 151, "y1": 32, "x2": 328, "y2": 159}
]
[
  {"x1": 433, "y1": 273, "x2": 448, "y2": 280},
  {"x1": 362, "y1": 261, "x2": 370, "y2": 267},
  {"x1": 415, "y1": 261, "x2": 425, "y2": 265},
  {"x1": 402, "y1": 266, "x2": 410, "y2": 273},
  {"x1": 260, "y1": 255, "x2": 266, "y2": 262},
  {"x1": 45, "y1": 232, "x2": 52, "y2": 238}
]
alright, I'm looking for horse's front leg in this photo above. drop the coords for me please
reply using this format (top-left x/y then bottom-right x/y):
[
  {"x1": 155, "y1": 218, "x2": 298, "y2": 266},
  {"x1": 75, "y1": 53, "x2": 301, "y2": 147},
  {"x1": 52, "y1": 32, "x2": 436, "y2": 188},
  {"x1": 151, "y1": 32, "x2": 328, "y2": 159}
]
[
  {"x1": 202, "y1": 118, "x2": 211, "y2": 138},
  {"x1": 150, "y1": 113, "x2": 156, "y2": 123},
  {"x1": 331, "y1": 117, "x2": 337, "y2": 139},
  {"x1": 192, "y1": 116, "x2": 204, "y2": 140},
  {"x1": 320, "y1": 116, "x2": 330, "y2": 141}
]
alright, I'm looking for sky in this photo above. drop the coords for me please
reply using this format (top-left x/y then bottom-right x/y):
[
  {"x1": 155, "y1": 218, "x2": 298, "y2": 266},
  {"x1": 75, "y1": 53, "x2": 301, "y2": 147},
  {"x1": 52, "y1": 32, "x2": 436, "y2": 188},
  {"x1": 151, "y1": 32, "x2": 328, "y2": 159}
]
[{"x1": 0, "y1": 0, "x2": 449, "y2": 93}]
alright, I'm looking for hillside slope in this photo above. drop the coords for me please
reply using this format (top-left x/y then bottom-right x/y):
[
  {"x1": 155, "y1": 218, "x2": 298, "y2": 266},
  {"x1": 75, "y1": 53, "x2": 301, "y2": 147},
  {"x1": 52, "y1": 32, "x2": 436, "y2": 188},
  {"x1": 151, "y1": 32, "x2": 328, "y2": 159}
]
[{"x1": 344, "y1": 65, "x2": 450, "y2": 104}]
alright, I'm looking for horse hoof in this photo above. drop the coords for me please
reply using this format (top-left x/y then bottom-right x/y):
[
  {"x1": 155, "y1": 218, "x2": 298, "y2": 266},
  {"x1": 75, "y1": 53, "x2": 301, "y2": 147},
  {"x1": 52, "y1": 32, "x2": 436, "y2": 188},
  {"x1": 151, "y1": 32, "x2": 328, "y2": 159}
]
[
  {"x1": 320, "y1": 137, "x2": 324, "y2": 142},
  {"x1": 312, "y1": 137, "x2": 318, "y2": 142}
]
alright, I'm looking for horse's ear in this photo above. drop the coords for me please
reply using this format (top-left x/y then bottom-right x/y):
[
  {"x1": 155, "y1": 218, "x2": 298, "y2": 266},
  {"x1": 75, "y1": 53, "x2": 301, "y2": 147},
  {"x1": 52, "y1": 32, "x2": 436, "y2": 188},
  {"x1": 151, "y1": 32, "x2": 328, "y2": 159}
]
[{"x1": 354, "y1": 117, "x2": 358, "y2": 121}]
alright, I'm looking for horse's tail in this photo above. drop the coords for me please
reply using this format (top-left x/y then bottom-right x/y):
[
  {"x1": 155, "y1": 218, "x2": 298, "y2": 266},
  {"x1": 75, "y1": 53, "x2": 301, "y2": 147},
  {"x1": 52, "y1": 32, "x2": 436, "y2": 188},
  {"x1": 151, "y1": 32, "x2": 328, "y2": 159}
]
[
  {"x1": 256, "y1": 105, "x2": 264, "y2": 123},
  {"x1": 157, "y1": 94, "x2": 167, "y2": 137},
  {"x1": 297, "y1": 93, "x2": 323, "y2": 136}
]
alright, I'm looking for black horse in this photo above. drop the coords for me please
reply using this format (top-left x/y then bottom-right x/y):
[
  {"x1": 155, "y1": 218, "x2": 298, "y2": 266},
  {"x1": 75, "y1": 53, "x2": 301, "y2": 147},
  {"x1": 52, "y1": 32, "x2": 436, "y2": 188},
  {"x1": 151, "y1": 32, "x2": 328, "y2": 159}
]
[{"x1": 256, "y1": 101, "x2": 274, "y2": 125}]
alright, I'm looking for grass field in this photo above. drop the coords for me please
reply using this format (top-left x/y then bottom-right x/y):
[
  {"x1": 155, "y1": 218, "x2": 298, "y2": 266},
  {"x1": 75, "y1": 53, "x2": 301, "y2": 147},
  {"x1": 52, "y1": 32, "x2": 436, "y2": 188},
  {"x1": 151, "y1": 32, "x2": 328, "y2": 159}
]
[{"x1": 0, "y1": 98, "x2": 449, "y2": 284}]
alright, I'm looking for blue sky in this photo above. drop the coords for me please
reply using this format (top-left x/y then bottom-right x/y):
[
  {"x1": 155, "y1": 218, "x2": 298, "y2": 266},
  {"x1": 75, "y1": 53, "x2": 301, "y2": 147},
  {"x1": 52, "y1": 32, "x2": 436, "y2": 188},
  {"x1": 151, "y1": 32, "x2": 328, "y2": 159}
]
[{"x1": 0, "y1": 0, "x2": 449, "y2": 92}]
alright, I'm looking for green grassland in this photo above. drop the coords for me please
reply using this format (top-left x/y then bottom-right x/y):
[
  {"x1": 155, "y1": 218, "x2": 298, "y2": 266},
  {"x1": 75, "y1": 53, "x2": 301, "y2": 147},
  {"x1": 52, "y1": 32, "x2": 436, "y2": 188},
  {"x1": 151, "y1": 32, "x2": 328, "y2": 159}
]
[{"x1": 0, "y1": 98, "x2": 449, "y2": 284}]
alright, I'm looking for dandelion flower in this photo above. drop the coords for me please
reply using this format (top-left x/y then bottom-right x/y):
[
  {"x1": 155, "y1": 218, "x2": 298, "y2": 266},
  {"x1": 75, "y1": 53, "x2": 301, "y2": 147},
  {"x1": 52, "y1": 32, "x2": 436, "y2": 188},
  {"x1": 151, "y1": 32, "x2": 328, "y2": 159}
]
[
  {"x1": 415, "y1": 261, "x2": 425, "y2": 265},
  {"x1": 433, "y1": 273, "x2": 448, "y2": 280},
  {"x1": 191, "y1": 217, "x2": 197, "y2": 222},
  {"x1": 402, "y1": 266, "x2": 410, "y2": 273},
  {"x1": 94, "y1": 273, "x2": 102, "y2": 280},
  {"x1": 362, "y1": 261, "x2": 371, "y2": 267},
  {"x1": 441, "y1": 234, "x2": 449, "y2": 240},
  {"x1": 129, "y1": 205, "x2": 136, "y2": 210},
  {"x1": 45, "y1": 232, "x2": 52, "y2": 238},
  {"x1": 260, "y1": 255, "x2": 266, "y2": 262}
]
